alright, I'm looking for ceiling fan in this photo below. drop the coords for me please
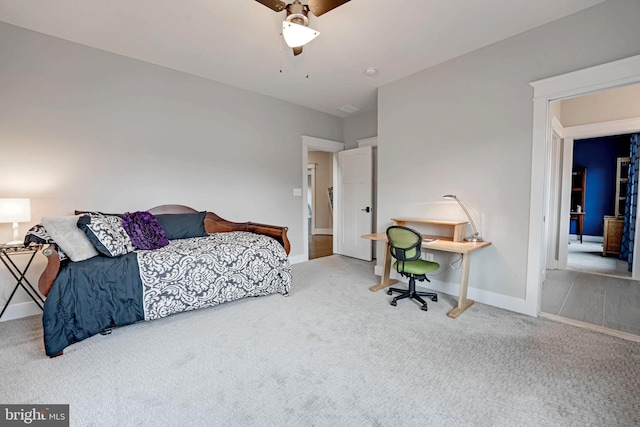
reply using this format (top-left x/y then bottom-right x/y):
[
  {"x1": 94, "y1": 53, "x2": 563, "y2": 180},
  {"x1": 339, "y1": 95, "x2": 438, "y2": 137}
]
[{"x1": 255, "y1": 0, "x2": 351, "y2": 56}]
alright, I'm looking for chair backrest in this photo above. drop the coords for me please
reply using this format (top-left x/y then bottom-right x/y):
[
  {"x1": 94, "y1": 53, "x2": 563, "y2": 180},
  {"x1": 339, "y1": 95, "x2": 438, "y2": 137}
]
[{"x1": 386, "y1": 226, "x2": 422, "y2": 263}]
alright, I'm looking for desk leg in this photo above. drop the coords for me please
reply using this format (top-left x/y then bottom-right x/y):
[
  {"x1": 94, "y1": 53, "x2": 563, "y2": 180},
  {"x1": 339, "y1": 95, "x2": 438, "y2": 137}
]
[
  {"x1": 447, "y1": 253, "x2": 475, "y2": 318},
  {"x1": 579, "y1": 215, "x2": 584, "y2": 244},
  {"x1": 369, "y1": 241, "x2": 399, "y2": 292}
]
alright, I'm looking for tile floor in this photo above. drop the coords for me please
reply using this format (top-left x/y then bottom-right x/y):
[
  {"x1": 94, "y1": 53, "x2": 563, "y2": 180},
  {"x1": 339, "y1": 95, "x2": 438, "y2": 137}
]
[{"x1": 542, "y1": 240, "x2": 640, "y2": 337}]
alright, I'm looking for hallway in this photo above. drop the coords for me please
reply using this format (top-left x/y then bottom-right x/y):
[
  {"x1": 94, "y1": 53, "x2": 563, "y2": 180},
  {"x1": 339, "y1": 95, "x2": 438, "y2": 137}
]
[
  {"x1": 309, "y1": 234, "x2": 333, "y2": 260},
  {"x1": 541, "y1": 240, "x2": 640, "y2": 339}
]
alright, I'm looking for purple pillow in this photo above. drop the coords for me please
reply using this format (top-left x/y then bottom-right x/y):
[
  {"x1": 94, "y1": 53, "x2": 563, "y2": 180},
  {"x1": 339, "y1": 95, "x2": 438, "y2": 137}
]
[{"x1": 121, "y1": 211, "x2": 169, "y2": 250}]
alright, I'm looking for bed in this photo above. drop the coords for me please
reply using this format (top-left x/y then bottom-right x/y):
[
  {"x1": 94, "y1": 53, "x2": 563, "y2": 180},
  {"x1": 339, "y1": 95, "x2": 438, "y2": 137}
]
[{"x1": 28, "y1": 205, "x2": 292, "y2": 357}]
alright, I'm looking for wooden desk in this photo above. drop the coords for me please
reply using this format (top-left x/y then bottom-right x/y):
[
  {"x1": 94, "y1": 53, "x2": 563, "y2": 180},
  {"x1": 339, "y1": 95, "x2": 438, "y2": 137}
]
[
  {"x1": 391, "y1": 218, "x2": 469, "y2": 242},
  {"x1": 362, "y1": 232, "x2": 491, "y2": 318}
]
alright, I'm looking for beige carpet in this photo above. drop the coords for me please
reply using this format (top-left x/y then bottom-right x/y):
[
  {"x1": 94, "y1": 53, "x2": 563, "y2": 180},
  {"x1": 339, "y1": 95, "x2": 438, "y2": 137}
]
[
  {"x1": 567, "y1": 240, "x2": 630, "y2": 277},
  {"x1": 1, "y1": 255, "x2": 639, "y2": 426}
]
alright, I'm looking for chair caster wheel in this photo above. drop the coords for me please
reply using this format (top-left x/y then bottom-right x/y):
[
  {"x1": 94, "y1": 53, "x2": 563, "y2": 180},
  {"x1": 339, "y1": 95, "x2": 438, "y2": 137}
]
[
  {"x1": 387, "y1": 289, "x2": 393, "y2": 295},
  {"x1": 421, "y1": 305, "x2": 428, "y2": 311},
  {"x1": 431, "y1": 296, "x2": 438, "y2": 302},
  {"x1": 390, "y1": 300, "x2": 397, "y2": 306}
]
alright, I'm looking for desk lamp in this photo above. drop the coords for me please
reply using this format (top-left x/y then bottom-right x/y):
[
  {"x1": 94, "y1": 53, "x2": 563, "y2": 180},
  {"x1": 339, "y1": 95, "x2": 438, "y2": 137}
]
[
  {"x1": 443, "y1": 195, "x2": 483, "y2": 242},
  {"x1": 0, "y1": 198, "x2": 31, "y2": 246}
]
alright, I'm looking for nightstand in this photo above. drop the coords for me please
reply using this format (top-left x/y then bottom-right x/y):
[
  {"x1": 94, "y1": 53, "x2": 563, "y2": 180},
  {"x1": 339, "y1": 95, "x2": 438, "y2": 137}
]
[{"x1": 0, "y1": 243, "x2": 44, "y2": 319}]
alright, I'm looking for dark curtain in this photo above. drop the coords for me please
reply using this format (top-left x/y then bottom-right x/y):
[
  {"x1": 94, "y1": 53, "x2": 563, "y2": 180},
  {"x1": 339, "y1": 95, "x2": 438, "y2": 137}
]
[{"x1": 620, "y1": 133, "x2": 639, "y2": 271}]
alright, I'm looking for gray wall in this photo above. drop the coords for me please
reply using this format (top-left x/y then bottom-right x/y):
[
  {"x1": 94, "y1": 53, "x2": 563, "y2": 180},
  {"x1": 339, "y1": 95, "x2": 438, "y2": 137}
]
[
  {"x1": 343, "y1": 109, "x2": 377, "y2": 149},
  {"x1": 378, "y1": 0, "x2": 640, "y2": 301},
  {"x1": 560, "y1": 82, "x2": 640, "y2": 126},
  {"x1": 0, "y1": 22, "x2": 342, "y2": 309}
]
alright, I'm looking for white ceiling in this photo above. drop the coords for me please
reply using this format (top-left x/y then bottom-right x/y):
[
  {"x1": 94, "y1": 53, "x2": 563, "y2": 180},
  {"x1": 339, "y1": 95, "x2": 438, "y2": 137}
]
[{"x1": 0, "y1": 0, "x2": 607, "y2": 118}]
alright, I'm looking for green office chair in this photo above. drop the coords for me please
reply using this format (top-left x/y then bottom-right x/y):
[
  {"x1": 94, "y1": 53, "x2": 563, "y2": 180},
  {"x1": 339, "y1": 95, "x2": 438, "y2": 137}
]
[{"x1": 386, "y1": 226, "x2": 439, "y2": 311}]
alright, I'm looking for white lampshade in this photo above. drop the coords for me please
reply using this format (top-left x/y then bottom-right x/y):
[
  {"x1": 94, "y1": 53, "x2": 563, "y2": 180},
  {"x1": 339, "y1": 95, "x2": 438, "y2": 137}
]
[
  {"x1": 0, "y1": 198, "x2": 31, "y2": 223},
  {"x1": 0, "y1": 198, "x2": 31, "y2": 245},
  {"x1": 282, "y1": 21, "x2": 320, "y2": 48}
]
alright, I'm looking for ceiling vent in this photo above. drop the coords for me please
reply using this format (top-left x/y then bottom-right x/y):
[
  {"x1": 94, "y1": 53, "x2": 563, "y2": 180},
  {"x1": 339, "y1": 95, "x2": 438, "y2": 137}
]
[{"x1": 338, "y1": 104, "x2": 360, "y2": 114}]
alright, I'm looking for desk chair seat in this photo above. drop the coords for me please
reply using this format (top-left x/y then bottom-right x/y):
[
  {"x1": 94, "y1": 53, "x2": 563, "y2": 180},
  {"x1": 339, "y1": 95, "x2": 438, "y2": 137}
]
[{"x1": 386, "y1": 226, "x2": 439, "y2": 311}]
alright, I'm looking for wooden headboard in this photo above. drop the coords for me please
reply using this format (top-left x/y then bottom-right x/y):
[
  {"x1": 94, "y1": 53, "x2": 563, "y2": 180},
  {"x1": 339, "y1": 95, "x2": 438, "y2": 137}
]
[{"x1": 148, "y1": 205, "x2": 290, "y2": 254}]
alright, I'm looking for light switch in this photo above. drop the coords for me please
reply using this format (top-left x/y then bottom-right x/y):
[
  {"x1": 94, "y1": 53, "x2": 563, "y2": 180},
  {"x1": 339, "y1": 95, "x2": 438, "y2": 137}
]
[{"x1": 293, "y1": 188, "x2": 302, "y2": 197}]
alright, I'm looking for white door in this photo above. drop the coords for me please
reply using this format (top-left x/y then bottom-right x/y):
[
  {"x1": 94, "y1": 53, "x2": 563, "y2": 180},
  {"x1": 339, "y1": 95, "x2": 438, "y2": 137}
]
[
  {"x1": 337, "y1": 146, "x2": 373, "y2": 261},
  {"x1": 557, "y1": 137, "x2": 574, "y2": 269},
  {"x1": 546, "y1": 130, "x2": 571, "y2": 269}
]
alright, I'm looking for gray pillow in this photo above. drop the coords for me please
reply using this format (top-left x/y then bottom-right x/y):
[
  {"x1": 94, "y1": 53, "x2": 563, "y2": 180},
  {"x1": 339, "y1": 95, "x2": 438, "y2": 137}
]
[
  {"x1": 41, "y1": 216, "x2": 99, "y2": 262},
  {"x1": 155, "y1": 212, "x2": 207, "y2": 240},
  {"x1": 77, "y1": 213, "x2": 135, "y2": 257}
]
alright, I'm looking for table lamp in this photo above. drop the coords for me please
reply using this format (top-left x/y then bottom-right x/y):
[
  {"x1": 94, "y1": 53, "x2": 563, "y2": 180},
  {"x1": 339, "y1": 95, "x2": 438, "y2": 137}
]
[
  {"x1": 442, "y1": 194, "x2": 483, "y2": 242},
  {"x1": 0, "y1": 198, "x2": 31, "y2": 246}
]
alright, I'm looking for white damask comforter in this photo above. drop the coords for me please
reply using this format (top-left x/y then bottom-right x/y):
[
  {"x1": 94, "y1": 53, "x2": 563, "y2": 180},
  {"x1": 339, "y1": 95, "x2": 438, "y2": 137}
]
[{"x1": 137, "y1": 231, "x2": 292, "y2": 320}]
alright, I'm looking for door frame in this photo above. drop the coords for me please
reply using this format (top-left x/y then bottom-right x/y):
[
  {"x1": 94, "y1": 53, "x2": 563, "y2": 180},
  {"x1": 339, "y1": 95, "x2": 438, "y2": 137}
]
[
  {"x1": 301, "y1": 136, "x2": 345, "y2": 262},
  {"x1": 307, "y1": 163, "x2": 316, "y2": 235},
  {"x1": 526, "y1": 54, "x2": 640, "y2": 316},
  {"x1": 545, "y1": 124, "x2": 568, "y2": 270},
  {"x1": 549, "y1": 117, "x2": 640, "y2": 274}
]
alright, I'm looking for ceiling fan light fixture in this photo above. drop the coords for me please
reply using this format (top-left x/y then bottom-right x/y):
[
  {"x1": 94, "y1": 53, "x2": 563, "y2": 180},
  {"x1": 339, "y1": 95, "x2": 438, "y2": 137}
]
[{"x1": 282, "y1": 21, "x2": 319, "y2": 48}]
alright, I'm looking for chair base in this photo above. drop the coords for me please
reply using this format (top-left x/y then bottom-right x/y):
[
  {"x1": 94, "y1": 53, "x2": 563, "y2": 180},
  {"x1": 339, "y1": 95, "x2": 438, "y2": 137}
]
[{"x1": 387, "y1": 278, "x2": 438, "y2": 311}]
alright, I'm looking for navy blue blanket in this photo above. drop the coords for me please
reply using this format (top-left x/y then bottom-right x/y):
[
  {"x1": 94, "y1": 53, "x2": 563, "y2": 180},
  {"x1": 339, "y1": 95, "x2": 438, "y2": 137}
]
[
  {"x1": 42, "y1": 253, "x2": 144, "y2": 356},
  {"x1": 40, "y1": 232, "x2": 291, "y2": 356}
]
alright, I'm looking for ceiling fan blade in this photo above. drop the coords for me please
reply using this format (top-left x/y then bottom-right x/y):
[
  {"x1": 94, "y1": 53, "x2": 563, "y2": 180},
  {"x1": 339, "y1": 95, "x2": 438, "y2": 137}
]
[
  {"x1": 307, "y1": 0, "x2": 350, "y2": 16},
  {"x1": 293, "y1": 46, "x2": 303, "y2": 56},
  {"x1": 254, "y1": 0, "x2": 287, "y2": 12}
]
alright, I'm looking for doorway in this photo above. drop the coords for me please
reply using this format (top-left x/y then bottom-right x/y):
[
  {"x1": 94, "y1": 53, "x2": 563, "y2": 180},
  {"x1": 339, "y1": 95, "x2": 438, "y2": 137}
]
[
  {"x1": 538, "y1": 82, "x2": 640, "y2": 338},
  {"x1": 308, "y1": 152, "x2": 334, "y2": 260},
  {"x1": 544, "y1": 127, "x2": 640, "y2": 337},
  {"x1": 566, "y1": 132, "x2": 635, "y2": 279},
  {"x1": 301, "y1": 136, "x2": 376, "y2": 263},
  {"x1": 301, "y1": 136, "x2": 345, "y2": 263},
  {"x1": 526, "y1": 57, "x2": 640, "y2": 341},
  {"x1": 543, "y1": 79, "x2": 640, "y2": 277}
]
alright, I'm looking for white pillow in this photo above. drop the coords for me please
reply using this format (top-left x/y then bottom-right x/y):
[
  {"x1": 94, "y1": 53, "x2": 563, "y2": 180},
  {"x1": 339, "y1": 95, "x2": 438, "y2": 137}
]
[{"x1": 41, "y1": 216, "x2": 99, "y2": 262}]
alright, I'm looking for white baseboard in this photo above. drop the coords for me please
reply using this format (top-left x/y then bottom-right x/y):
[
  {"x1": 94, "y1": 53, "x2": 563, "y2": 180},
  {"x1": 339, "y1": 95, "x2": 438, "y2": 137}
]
[
  {"x1": 0, "y1": 301, "x2": 42, "y2": 322},
  {"x1": 373, "y1": 265, "x2": 534, "y2": 316},
  {"x1": 288, "y1": 254, "x2": 307, "y2": 265}
]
